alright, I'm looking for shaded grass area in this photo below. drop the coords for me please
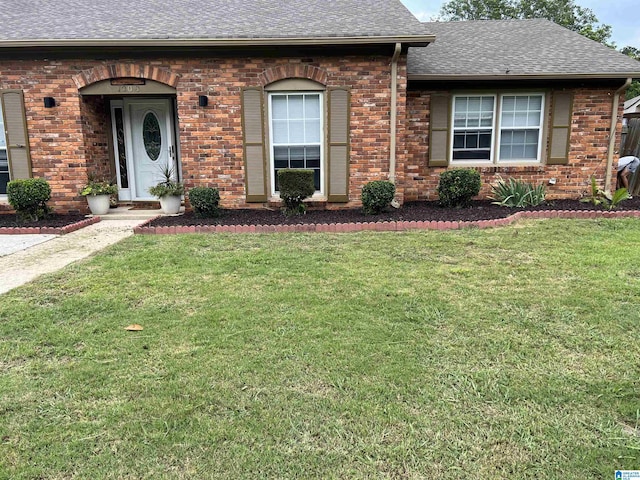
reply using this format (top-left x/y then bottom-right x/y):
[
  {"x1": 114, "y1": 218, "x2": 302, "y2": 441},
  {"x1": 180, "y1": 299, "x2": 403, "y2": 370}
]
[{"x1": 1, "y1": 219, "x2": 639, "y2": 479}]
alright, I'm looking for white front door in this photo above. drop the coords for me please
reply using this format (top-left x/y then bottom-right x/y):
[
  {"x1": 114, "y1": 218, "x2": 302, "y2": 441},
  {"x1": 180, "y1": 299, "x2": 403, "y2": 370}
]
[{"x1": 112, "y1": 98, "x2": 177, "y2": 201}]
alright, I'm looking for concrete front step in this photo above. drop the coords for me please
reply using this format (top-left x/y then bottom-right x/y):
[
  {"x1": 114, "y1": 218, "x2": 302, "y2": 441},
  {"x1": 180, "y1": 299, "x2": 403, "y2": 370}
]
[{"x1": 90, "y1": 206, "x2": 182, "y2": 220}]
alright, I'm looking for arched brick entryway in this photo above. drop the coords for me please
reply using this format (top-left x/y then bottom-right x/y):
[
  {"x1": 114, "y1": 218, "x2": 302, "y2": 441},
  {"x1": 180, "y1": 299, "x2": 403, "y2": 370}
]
[{"x1": 72, "y1": 64, "x2": 180, "y2": 89}]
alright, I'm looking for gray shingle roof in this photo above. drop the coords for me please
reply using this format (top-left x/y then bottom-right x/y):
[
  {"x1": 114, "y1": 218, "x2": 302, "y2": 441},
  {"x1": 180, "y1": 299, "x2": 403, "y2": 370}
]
[
  {"x1": 408, "y1": 19, "x2": 640, "y2": 79},
  {"x1": 0, "y1": 0, "x2": 427, "y2": 43}
]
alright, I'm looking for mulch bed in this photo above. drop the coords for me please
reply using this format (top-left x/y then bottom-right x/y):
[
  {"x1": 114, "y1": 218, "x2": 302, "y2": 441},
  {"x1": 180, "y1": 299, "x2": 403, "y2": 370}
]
[
  {"x1": 0, "y1": 214, "x2": 99, "y2": 234},
  {"x1": 149, "y1": 198, "x2": 640, "y2": 227},
  {"x1": 0, "y1": 214, "x2": 87, "y2": 228}
]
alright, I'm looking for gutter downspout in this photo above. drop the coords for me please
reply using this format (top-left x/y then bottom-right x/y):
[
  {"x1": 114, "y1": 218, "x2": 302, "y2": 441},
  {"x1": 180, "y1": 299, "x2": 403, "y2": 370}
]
[
  {"x1": 605, "y1": 77, "x2": 632, "y2": 193},
  {"x1": 389, "y1": 42, "x2": 401, "y2": 186}
]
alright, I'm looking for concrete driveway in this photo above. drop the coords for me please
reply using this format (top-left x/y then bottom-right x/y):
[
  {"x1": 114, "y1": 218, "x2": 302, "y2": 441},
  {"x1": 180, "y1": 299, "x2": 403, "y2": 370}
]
[{"x1": 0, "y1": 219, "x2": 143, "y2": 295}]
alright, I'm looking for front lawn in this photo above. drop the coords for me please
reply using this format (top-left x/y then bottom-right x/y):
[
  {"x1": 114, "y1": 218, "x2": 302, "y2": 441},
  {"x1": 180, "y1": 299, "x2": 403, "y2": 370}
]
[{"x1": 1, "y1": 219, "x2": 639, "y2": 479}]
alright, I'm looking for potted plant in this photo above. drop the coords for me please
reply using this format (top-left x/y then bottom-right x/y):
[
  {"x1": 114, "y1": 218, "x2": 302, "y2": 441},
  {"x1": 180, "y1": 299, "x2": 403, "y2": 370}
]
[
  {"x1": 80, "y1": 177, "x2": 118, "y2": 215},
  {"x1": 149, "y1": 165, "x2": 184, "y2": 214}
]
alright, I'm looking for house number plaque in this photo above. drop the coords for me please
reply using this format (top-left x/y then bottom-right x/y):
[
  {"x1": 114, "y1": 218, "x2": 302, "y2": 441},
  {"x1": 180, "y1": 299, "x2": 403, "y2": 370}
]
[{"x1": 110, "y1": 78, "x2": 146, "y2": 93}]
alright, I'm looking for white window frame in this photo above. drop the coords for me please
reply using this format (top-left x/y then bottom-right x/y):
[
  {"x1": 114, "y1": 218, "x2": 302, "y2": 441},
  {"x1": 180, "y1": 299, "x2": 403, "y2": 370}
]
[
  {"x1": 451, "y1": 94, "x2": 497, "y2": 165},
  {"x1": 450, "y1": 92, "x2": 546, "y2": 166},
  {"x1": 497, "y1": 93, "x2": 545, "y2": 164},
  {"x1": 0, "y1": 99, "x2": 9, "y2": 197},
  {"x1": 268, "y1": 92, "x2": 324, "y2": 196}
]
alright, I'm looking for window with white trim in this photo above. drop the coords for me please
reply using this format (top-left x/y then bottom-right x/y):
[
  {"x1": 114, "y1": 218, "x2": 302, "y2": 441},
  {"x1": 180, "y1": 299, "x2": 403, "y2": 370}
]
[
  {"x1": 451, "y1": 93, "x2": 545, "y2": 164},
  {"x1": 0, "y1": 101, "x2": 8, "y2": 194},
  {"x1": 268, "y1": 92, "x2": 323, "y2": 193},
  {"x1": 498, "y1": 95, "x2": 544, "y2": 161},
  {"x1": 452, "y1": 95, "x2": 495, "y2": 162}
]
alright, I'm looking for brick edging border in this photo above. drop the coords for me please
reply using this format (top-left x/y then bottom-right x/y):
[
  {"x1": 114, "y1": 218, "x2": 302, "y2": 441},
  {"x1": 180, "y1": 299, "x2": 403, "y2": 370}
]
[
  {"x1": 133, "y1": 210, "x2": 640, "y2": 235},
  {"x1": 0, "y1": 216, "x2": 101, "y2": 235}
]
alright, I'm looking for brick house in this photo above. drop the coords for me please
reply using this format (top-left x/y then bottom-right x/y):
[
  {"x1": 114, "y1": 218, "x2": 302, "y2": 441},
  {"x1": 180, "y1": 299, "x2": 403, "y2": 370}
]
[{"x1": 0, "y1": 1, "x2": 639, "y2": 214}]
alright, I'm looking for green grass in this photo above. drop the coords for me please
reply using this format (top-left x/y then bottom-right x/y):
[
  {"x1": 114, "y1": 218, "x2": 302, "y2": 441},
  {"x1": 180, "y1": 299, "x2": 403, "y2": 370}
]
[{"x1": 1, "y1": 219, "x2": 639, "y2": 479}]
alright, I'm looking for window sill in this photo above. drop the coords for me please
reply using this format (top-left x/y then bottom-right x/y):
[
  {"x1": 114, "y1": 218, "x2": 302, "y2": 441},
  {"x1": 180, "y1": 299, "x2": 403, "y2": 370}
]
[
  {"x1": 269, "y1": 192, "x2": 327, "y2": 203},
  {"x1": 449, "y1": 162, "x2": 544, "y2": 169}
]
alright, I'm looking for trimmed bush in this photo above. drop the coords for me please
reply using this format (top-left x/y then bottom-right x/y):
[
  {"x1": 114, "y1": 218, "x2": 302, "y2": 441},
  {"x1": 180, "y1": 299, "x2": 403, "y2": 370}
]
[
  {"x1": 188, "y1": 186, "x2": 220, "y2": 218},
  {"x1": 437, "y1": 169, "x2": 481, "y2": 208},
  {"x1": 278, "y1": 169, "x2": 315, "y2": 216},
  {"x1": 362, "y1": 180, "x2": 395, "y2": 215},
  {"x1": 7, "y1": 178, "x2": 51, "y2": 221}
]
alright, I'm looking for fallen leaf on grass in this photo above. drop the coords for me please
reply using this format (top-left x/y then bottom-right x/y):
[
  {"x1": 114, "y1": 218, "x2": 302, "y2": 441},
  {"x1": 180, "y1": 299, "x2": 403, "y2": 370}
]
[{"x1": 124, "y1": 324, "x2": 144, "y2": 331}]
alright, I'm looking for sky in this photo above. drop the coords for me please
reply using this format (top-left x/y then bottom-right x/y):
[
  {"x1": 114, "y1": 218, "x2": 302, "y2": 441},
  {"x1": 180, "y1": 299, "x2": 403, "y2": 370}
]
[{"x1": 401, "y1": 0, "x2": 640, "y2": 49}]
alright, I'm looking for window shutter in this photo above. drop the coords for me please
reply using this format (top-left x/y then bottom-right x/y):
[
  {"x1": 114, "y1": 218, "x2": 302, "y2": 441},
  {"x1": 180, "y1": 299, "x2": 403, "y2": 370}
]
[
  {"x1": 547, "y1": 91, "x2": 573, "y2": 165},
  {"x1": 1, "y1": 90, "x2": 32, "y2": 180},
  {"x1": 327, "y1": 87, "x2": 350, "y2": 203},
  {"x1": 429, "y1": 94, "x2": 450, "y2": 167},
  {"x1": 241, "y1": 87, "x2": 267, "y2": 202}
]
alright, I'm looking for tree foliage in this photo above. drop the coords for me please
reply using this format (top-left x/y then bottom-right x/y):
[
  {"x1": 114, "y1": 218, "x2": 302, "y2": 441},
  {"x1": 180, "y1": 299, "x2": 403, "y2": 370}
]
[
  {"x1": 622, "y1": 47, "x2": 640, "y2": 60},
  {"x1": 621, "y1": 47, "x2": 640, "y2": 101},
  {"x1": 439, "y1": 0, "x2": 612, "y2": 45}
]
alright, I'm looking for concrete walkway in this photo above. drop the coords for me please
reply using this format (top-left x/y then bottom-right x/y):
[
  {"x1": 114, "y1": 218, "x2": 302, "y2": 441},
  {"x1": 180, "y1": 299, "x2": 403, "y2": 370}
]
[
  {"x1": 0, "y1": 234, "x2": 57, "y2": 256},
  {"x1": 0, "y1": 219, "x2": 143, "y2": 295}
]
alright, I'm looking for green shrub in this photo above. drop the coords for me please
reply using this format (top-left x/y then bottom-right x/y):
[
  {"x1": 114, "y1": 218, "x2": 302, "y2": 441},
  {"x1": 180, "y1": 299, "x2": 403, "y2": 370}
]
[
  {"x1": 7, "y1": 178, "x2": 51, "y2": 221},
  {"x1": 490, "y1": 177, "x2": 546, "y2": 207},
  {"x1": 80, "y1": 180, "x2": 117, "y2": 196},
  {"x1": 277, "y1": 169, "x2": 315, "y2": 216},
  {"x1": 188, "y1": 186, "x2": 220, "y2": 218},
  {"x1": 148, "y1": 165, "x2": 184, "y2": 197},
  {"x1": 580, "y1": 175, "x2": 630, "y2": 210},
  {"x1": 361, "y1": 180, "x2": 395, "y2": 215},
  {"x1": 606, "y1": 187, "x2": 631, "y2": 210},
  {"x1": 437, "y1": 169, "x2": 481, "y2": 208}
]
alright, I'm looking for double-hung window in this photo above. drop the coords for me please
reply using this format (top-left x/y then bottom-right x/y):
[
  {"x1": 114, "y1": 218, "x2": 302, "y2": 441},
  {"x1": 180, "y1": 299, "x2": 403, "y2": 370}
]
[
  {"x1": 451, "y1": 93, "x2": 545, "y2": 164},
  {"x1": 0, "y1": 101, "x2": 8, "y2": 194},
  {"x1": 269, "y1": 92, "x2": 323, "y2": 193},
  {"x1": 498, "y1": 95, "x2": 544, "y2": 161},
  {"x1": 452, "y1": 95, "x2": 495, "y2": 162}
]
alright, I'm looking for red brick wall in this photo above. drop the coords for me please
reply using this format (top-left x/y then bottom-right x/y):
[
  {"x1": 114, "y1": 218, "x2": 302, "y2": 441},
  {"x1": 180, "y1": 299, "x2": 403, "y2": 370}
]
[
  {"x1": 80, "y1": 96, "x2": 112, "y2": 183},
  {"x1": 0, "y1": 54, "x2": 623, "y2": 214},
  {"x1": 405, "y1": 87, "x2": 623, "y2": 202},
  {"x1": 1, "y1": 54, "x2": 402, "y2": 213}
]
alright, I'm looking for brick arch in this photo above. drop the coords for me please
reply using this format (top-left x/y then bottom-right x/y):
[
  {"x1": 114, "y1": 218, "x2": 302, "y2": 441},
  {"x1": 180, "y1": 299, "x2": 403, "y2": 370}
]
[
  {"x1": 73, "y1": 64, "x2": 180, "y2": 90},
  {"x1": 259, "y1": 65, "x2": 328, "y2": 87}
]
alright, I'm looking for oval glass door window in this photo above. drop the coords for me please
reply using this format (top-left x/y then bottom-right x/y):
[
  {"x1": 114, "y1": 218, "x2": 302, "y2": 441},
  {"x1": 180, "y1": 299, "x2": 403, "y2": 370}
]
[{"x1": 142, "y1": 112, "x2": 162, "y2": 161}]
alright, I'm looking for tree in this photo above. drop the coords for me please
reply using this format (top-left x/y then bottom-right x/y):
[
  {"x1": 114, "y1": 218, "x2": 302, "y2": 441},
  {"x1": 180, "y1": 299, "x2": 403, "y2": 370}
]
[
  {"x1": 622, "y1": 47, "x2": 640, "y2": 60},
  {"x1": 439, "y1": 0, "x2": 612, "y2": 45},
  {"x1": 621, "y1": 47, "x2": 640, "y2": 100}
]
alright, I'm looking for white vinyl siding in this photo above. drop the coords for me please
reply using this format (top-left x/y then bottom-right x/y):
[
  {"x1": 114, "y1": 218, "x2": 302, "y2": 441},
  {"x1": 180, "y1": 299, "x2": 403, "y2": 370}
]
[{"x1": 268, "y1": 92, "x2": 323, "y2": 194}]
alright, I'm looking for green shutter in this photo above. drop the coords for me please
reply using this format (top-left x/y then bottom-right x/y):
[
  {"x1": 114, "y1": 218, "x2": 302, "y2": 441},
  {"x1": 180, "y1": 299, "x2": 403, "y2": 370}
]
[
  {"x1": 547, "y1": 91, "x2": 573, "y2": 165},
  {"x1": 241, "y1": 87, "x2": 267, "y2": 202},
  {"x1": 327, "y1": 87, "x2": 350, "y2": 203},
  {"x1": 429, "y1": 94, "x2": 450, "y2": 167},
  {"x1": 1, "y1": 90, "x2": 32, "y2": 180}
]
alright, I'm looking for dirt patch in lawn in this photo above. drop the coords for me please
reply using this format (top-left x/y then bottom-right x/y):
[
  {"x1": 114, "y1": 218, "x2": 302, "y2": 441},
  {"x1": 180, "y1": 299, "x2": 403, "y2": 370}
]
[
  {"x1": 0, "y1": 214, "x2": 87, "y2": 228},
  {"x1": 149, "y1": 198, "x2": 640, "y2": 227}
]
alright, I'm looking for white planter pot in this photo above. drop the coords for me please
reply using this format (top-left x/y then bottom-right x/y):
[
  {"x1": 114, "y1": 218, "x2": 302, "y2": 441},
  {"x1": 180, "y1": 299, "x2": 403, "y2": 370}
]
[
  {"x1": 159, "y1": 195, "x2": 182, "y2": 214},
  {"x1": 86, "y1": 194, "x2": 111, "y2": 215}
]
